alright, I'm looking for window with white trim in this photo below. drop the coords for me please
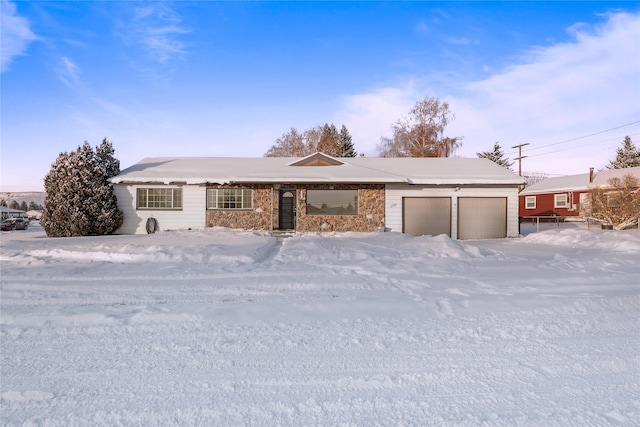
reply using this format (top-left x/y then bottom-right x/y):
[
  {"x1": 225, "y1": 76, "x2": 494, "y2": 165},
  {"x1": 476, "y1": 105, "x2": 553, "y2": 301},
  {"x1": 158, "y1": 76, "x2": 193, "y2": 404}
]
[
  {"x1": 137, "y1": 188, "x2": 182, "y2": 209},
  {"x1": 554, "y1": 194, "x2": 568, "y2": 208},
  {"x1": 525, "y1": 196, "x2": 536, "y2": 209},
  {"x1": 207, "y1": 188, "x2": 253, "y2": 210}
]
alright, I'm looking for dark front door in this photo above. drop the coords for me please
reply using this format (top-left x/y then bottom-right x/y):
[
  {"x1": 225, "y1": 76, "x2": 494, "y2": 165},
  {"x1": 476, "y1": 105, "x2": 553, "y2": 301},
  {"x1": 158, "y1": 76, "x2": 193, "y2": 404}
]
[{"x1": 279, "y1": 190, "x2": 295, "y2": 230}]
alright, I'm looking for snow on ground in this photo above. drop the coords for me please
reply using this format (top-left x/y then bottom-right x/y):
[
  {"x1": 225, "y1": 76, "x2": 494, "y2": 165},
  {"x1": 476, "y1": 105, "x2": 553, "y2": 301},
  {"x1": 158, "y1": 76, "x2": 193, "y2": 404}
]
[{"x1": 1, "y1": 222, "x2": 639, "y2": 426}]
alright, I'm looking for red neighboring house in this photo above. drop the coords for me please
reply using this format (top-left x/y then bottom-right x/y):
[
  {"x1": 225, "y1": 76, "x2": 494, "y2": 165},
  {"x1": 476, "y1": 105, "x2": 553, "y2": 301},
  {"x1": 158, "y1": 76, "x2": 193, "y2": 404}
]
[{"x1": 518, "y1": 173, "x2": 592, "y2": 218}]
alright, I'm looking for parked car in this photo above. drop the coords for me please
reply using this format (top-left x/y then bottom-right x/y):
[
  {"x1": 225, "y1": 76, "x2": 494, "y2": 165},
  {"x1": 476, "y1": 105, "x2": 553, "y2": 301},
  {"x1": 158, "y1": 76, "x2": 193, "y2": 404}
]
[
  {"x1": 1, "y1": 219, "x2": 16, "y2": 231},
  {"x1": 13, "y1": 218, "x2": 28, "y2": 230},
  {"x1": 1, "y1": 218, "x2": 28, "y2": 231}
]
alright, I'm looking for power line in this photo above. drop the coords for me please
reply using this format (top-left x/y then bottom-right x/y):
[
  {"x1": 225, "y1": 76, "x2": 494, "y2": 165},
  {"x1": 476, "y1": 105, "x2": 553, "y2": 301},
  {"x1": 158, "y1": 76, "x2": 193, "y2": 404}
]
[
  {"x1": 525, "y1": 132, "x2": 640, "y2": 159},
  {"x1": 527, "y1": 120, "x2": 640, "y2": 152},
  {"x1": 502, "y1": 122, "x2": 640, "y2": 175}
]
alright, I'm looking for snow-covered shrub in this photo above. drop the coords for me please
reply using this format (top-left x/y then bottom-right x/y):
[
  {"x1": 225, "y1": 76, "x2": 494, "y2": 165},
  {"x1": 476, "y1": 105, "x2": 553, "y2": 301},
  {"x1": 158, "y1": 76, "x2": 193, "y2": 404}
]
[{"x1": 41, "y1": 139, "x2": 123, "y2": 237}]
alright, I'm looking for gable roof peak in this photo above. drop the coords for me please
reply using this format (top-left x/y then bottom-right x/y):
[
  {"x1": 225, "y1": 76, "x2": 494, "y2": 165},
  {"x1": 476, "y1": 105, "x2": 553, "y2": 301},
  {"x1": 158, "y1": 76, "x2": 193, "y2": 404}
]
[{"x1": 288, "y1": 152, "x2": 347, "y2": 167}]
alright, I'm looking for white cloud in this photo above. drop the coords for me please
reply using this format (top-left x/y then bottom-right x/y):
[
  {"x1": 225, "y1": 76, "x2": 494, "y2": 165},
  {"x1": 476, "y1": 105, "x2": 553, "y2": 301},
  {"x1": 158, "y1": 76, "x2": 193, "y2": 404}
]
[
  {"x1": 461, "y1": 12, "x2": 638, "y2": 129},
  {"x1": 0, "y1": 0, "x2": 37, "y2": 72},
  {"x1": 337, "y1": 11, "x2": 640, "y2": 173},
  {"x1": 450, "y1": 11, "x2": 640, "y2": 173},
  {"x1": 335, "y1": 82, "x2": 424, "y2": 156},
  {"x1": 56, "y1": 56, "x2": 80, "y2": 87},
  {"x1": 126, "y1": 3, "x2": 191, "y2": 63}
]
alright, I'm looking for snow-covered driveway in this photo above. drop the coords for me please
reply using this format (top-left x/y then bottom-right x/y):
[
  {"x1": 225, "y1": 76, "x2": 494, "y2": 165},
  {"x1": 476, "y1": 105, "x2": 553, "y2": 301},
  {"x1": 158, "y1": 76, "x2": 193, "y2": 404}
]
[{"x1": 1, "y1": 226, "x2": 639, "y2": 426}]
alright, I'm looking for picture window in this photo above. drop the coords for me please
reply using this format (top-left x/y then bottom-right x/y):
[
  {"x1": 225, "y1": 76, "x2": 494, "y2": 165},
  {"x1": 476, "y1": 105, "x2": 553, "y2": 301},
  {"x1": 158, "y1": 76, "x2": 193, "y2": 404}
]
[{"x1": 306, "y1": 190, "x2": 358, "y2": 215}]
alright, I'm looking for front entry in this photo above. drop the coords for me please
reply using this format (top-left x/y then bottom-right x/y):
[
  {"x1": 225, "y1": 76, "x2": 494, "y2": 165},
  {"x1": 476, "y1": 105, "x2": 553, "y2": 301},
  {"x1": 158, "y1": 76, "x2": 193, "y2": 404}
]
[{"x1": 279, "y1": 190, "x2": 296, "y2": 230}]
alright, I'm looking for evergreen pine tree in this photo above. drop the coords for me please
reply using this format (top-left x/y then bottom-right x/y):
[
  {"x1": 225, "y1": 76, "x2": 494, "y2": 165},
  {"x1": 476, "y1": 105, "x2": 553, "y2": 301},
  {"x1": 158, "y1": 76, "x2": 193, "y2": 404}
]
[
  {"x1": 477, "y1": 142, "x2": 513, "y2": 170},
  {"x1": 0, "y1": 199, "x2": 7, "y2": 207},
  {"x1": 606, "y1": 136, "x2": 640, "y2": 169},
  {"x1": 20, "y1": 201, "x2": 28, "y2": 211},
  {"x1": 338, "y1": 125, "x2": 357, "y2": 157},
  {"x1": 41, "y1": 139, "x2": 123, "y2": 237}
]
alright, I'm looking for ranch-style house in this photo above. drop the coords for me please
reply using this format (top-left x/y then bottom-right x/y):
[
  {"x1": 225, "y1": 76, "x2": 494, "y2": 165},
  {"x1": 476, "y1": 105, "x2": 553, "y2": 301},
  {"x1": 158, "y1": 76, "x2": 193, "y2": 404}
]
[{"x1": 110, "y1": 153, "x2": 525, "y2": 239}]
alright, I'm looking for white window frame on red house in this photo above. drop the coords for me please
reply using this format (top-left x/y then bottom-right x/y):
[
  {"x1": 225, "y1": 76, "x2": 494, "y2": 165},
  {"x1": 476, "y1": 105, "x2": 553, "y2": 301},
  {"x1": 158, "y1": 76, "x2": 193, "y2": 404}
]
[
  {"x1": 554, "y1": 193, "x2": 568, "y2": 208},
  {"x1": 525, "y1": 196, "x2": 536, "y2": 209}
]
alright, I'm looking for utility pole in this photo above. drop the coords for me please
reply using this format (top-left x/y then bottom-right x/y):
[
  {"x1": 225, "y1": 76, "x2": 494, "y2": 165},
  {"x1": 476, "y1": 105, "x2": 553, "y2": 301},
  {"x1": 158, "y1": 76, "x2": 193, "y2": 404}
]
[{"x1": 511, "y1": 143, "x2": 530, "y2": 176}]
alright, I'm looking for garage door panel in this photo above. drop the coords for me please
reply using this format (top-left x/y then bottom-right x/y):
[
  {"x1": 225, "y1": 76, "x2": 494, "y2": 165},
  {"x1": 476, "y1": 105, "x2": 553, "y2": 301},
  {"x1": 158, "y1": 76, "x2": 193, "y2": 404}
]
[
  {"x1": 403, "y1": 197, "x2": 451, "y2": 237},
  {"x1": 458, "y1": 197, "x2": 506, "y2": 240}
]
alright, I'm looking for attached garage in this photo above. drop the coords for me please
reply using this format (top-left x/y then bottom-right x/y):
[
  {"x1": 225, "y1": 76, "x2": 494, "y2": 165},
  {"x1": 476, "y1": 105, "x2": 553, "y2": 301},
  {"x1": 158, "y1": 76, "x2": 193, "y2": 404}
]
[
  {"x1": 403, "y1": 197, "x2": 451, "y2": 237},
  {"x1": 386, "y1": 183, "x2": 521, "y2": 240},
  {"x1": 457, "y1": 197, "x2": 507, "y2": 240}
]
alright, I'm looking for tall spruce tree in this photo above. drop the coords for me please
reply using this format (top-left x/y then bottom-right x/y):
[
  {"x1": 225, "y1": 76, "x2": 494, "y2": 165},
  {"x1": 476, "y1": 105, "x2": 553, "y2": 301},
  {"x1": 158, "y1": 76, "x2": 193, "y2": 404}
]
[
  {"x1": 339, "y1": 125, "x2": 357, "y2": 157},
  {"x1": 41, "y1": 139, "x2": 123, "y2": 237},
  {"x1": 606, "y1": 136, "x2": 640, "y2": 169},
  {"x1": 476, "y1": 142, "x2": 513, "y2": 170}
]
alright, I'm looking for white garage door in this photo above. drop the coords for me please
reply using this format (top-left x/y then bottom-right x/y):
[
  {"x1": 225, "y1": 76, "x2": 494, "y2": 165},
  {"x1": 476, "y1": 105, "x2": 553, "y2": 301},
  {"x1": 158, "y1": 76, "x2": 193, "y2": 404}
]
[
  {"x1": 403, "y1": 197, "x2": 451, "y2": 237},
  {"x1": 458, "y1": 197, "x2": 507, "y2": 240}
]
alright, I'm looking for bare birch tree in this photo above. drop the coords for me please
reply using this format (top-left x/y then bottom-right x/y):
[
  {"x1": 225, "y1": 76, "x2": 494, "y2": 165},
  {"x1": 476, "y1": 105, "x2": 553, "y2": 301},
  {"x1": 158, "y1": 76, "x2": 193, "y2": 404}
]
[
  {"x1": 522, "y1": 171, "x2": 549, "y2": 188},
  {"x1": 264, "y1": 128, "x2": 307, "y2": 157},
  {"x1": 377, "y1": 97, "x2": 462, "y2": 158}
]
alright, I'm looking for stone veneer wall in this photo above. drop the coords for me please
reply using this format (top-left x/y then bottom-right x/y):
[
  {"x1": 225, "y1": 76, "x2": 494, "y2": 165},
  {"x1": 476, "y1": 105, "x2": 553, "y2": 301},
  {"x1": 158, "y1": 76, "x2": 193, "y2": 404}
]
[
  {"x1": 294, "y1": 184, "x2": 385, "y2": 232},
  {"x1": 206, "y1": 184, "x2": 272, "y2": 230},
  {"x1": 207, "y1": 183, "x2": 386, "y2": 232}
]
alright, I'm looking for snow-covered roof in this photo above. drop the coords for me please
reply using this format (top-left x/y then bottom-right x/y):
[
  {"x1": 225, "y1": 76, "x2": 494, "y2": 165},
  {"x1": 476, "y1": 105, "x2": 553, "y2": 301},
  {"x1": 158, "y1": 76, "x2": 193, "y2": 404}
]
[
  {"x1": 519, "y1": 167, "x2": 640, "y2": 195},
  {"x1": 111, "y1": 154, "x2": 525, "y2": 186},
  {"x1": 591, "y1": 166, "x2": 640, "y2": 187},
  {"x1": 0, "y1": 206, "x2": 25, "y2": 214},
  {"x1": 519, "y1": 173, "x2": 591, "y2": 195}
]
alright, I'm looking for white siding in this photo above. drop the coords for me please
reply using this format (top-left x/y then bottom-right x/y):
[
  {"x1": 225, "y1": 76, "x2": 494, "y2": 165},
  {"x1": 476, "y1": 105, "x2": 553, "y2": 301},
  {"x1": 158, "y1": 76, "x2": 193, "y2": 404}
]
[
  {"x1": 385, "y1": 185, "x2": 520, "y2": 239},
  {"x1": 114, "y1": 184, "x2": 206, "y2": 235}
]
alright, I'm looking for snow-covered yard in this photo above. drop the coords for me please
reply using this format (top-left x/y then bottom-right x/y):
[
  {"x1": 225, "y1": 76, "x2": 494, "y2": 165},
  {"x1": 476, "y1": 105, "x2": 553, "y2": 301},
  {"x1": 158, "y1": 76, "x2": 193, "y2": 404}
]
[{"x1": 1, "y1": 223, "x2": 639, "y2": 426}]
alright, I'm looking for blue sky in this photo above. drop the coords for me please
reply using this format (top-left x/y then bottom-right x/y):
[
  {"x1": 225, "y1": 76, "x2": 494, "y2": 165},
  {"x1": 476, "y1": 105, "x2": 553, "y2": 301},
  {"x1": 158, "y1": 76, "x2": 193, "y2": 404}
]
[{"x1": 2, "y1": 1, "x2": 639, "y2": 192}]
